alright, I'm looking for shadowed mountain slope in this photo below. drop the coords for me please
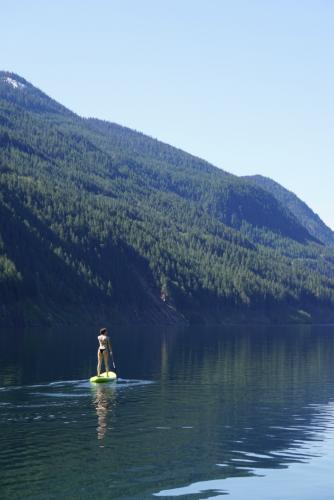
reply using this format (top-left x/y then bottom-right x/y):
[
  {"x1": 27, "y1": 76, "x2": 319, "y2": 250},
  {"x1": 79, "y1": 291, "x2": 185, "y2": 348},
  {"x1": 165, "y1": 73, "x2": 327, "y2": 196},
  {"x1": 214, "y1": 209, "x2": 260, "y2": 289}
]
[{"x1": 244, "y1": 175, "x2": 334, "y2": 247}]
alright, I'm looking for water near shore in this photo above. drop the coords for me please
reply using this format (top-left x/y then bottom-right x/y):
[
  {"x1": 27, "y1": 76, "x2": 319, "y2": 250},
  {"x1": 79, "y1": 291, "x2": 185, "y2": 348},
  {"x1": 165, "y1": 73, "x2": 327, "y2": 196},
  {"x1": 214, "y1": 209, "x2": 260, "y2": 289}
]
[{"x1": 1, "y1": 324, "x2": 334, "y2": 499}]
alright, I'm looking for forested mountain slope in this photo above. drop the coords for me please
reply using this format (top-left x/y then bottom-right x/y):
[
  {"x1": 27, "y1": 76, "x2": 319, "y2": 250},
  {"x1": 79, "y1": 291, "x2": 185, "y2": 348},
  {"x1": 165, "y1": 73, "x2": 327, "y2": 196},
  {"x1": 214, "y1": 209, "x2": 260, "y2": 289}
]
[
  {"x1": 1, "y1": 71, "x2": 334, "y2": 326},
  {"x1": 245, "y1": 175, "x2": 334, "y2": 247}
]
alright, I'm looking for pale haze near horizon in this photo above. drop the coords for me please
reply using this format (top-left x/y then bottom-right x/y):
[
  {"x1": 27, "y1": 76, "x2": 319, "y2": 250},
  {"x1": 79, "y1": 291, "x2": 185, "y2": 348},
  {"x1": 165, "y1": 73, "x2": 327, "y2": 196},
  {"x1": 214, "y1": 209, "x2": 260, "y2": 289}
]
[{"x1": 2, "y1": 0, "x2": 333, "y2": 229}]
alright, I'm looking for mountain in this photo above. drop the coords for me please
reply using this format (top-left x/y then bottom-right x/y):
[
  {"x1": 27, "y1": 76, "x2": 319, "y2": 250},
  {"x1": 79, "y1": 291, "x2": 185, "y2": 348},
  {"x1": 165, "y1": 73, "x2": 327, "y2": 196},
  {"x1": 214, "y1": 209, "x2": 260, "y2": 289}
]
[
  {"x1": 1, "y1": 71, "x2": 334, "y2": 327},
  {"x1": 244, "y1": 175, "x2": 334, "y2": 247}
]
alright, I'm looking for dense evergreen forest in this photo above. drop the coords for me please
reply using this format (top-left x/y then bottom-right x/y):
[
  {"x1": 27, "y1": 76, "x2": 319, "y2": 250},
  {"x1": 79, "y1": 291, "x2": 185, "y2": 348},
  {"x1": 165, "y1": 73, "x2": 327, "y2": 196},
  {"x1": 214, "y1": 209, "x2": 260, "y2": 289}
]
[{"x1": 1, "y1": 71, "x2": 334, "y2": 326}]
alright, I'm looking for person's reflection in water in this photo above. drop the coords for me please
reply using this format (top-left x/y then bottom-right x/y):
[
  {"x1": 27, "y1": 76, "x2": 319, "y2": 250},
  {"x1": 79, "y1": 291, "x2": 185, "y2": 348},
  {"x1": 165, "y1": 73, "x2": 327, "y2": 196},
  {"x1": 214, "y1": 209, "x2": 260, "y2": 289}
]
[{"x1": 91, "y1": 384, "x2": 117, "y2": 441}]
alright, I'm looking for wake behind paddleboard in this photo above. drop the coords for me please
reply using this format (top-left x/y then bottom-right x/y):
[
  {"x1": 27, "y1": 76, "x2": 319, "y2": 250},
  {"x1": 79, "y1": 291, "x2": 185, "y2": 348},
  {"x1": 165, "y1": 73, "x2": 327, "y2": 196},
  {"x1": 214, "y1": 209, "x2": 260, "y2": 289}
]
[{"x1": 90, "y1": 371, "x2": 117, "y2": 383}]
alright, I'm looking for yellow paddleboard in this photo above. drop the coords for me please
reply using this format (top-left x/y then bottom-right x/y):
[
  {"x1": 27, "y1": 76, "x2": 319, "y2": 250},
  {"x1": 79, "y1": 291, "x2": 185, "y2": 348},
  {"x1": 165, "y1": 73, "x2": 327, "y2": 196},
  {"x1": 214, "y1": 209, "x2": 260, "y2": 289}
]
[{"x1": 90, "y1": 371, "x2": 117, "y2": 383}]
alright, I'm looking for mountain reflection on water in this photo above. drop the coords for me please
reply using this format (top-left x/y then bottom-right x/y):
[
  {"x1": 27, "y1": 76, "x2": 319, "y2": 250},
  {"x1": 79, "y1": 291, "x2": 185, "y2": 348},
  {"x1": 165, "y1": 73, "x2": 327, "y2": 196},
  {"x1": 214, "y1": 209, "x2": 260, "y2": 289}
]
[{"x1": 1, "y1": 324, "x2": 334, "y2": 499}]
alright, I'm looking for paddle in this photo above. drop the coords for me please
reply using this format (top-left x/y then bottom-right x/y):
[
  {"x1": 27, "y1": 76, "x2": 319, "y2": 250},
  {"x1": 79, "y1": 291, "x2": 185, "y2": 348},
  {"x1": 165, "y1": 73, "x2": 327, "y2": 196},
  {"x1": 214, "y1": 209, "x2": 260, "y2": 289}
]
[{"x1": 110, "y1": 348, "x2": 116, "y2": 372}]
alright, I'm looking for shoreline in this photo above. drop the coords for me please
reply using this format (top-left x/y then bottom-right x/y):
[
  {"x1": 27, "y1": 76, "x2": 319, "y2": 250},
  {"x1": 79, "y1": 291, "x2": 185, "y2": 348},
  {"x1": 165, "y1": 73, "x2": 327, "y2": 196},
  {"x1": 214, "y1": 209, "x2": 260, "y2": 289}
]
[{"x1": 1, "y1": 302, "x2": 334, "y2": 330}]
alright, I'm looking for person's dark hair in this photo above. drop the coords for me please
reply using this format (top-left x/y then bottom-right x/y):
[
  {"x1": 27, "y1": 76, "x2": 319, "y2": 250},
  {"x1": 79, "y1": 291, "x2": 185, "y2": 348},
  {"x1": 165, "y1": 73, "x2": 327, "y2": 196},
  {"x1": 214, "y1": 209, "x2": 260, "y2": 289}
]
[{"x1": 100, "y1": 327, "x2": 107, "y2": 335}]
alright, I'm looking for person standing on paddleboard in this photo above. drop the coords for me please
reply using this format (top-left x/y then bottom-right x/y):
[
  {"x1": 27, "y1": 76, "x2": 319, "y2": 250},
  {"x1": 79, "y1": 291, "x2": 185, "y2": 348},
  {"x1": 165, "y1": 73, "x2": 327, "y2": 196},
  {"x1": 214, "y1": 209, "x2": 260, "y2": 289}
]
[{"x1": 97, "y1": 327, "x2": 113, "y2": 377}]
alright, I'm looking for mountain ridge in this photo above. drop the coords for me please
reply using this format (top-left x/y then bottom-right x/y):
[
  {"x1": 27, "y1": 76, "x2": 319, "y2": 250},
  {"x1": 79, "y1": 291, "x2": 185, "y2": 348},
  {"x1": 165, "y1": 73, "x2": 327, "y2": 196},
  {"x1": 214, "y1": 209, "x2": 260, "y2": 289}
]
[
  {"x1": 0, "y1": 70, "x2": 74, "y2": 116},
  {"x1": 245, "y1": 175, "x2": 334, "y2": 246}
]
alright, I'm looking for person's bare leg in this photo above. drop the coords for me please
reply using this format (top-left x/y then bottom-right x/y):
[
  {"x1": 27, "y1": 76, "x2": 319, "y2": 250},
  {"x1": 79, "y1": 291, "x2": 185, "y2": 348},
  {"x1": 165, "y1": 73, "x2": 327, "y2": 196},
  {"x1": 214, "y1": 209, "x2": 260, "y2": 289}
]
[
  {"x1": 103, "y1": 350, "x2": 109, "y2": 376},
  {"x1": 97, "y1": 350, "x2": 103, "y2": 376}
]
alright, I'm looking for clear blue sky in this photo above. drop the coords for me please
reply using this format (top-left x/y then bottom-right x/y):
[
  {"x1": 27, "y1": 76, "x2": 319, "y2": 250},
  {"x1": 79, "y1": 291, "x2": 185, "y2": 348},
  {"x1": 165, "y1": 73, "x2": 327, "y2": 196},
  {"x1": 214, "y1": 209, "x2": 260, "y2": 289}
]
[{"x1": 2, "y1": 0, "x2": 333, "y2": 228}]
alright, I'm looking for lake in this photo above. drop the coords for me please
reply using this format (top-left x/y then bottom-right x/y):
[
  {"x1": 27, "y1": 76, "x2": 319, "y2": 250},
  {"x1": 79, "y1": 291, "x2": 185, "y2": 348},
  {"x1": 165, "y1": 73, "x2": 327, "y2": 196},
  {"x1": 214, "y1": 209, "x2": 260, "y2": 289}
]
[{"x1": 1, "y1": 324, "x2": 334, "y2": 499}]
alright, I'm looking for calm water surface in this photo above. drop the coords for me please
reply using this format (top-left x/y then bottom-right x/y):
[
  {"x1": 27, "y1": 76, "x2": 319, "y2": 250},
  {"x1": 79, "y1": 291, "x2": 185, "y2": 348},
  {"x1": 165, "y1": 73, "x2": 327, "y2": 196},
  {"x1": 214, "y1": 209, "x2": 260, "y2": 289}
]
[{"x1": 1, "y1": 324, "x2": 334, "y2": 499}]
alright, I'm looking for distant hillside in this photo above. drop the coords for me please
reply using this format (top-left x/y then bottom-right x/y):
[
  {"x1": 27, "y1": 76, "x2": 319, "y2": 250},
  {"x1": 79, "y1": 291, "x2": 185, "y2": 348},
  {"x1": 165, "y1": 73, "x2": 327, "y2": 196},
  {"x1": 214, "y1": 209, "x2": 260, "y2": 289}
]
[
  {"x1": 245, "y1": 175, "x2": 334, "y2": 246},
  {"x1": 1, "y1": 71, "x2": 334, "y2": 327}
]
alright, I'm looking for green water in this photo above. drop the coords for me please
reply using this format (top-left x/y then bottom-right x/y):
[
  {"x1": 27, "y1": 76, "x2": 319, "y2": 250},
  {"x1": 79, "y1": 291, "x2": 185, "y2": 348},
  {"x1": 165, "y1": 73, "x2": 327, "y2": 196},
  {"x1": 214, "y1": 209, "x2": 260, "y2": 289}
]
[{"x1": 1, "y1": 324, "x2": 334, "y2": 499}]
